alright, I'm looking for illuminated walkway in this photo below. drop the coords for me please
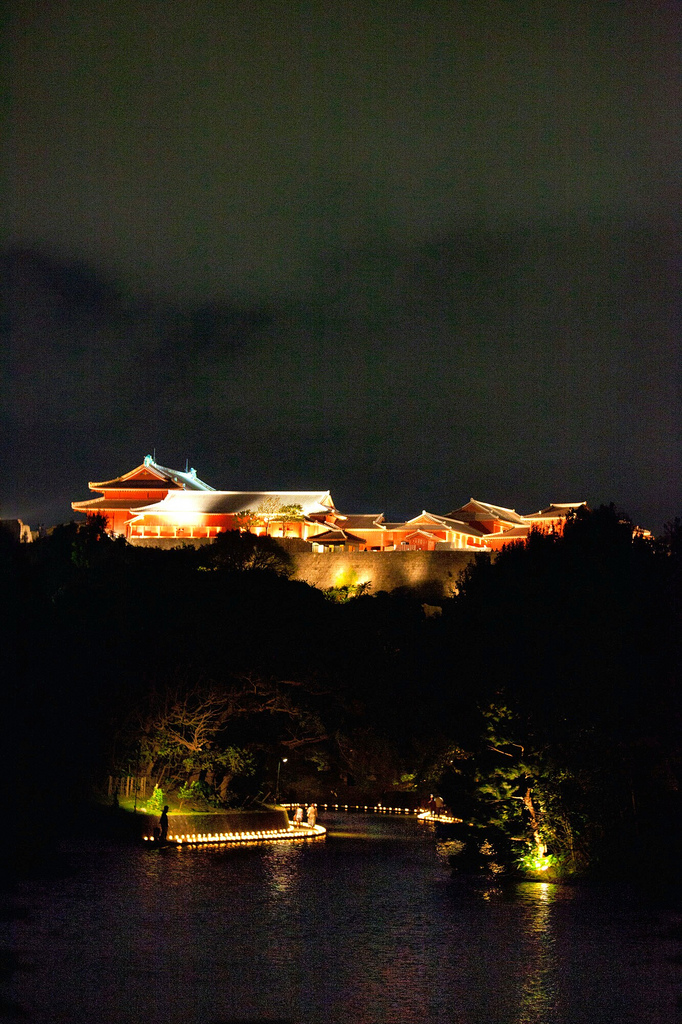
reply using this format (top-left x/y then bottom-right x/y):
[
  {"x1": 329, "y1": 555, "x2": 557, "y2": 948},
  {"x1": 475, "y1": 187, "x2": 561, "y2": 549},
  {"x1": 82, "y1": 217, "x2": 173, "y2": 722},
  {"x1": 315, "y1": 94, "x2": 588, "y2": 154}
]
[
  {"x1": 286, "y1": 802, "x2": 418, "y2": 815},
  {"x1": 416, "y1": 810, "x2": 462, "y2": 824},
  {"x1": 144, "y1": 823, "x2": 326, "y2": 847},
  {"x1": 286, "y1": 802, "x2": 461, "y2": 822}
]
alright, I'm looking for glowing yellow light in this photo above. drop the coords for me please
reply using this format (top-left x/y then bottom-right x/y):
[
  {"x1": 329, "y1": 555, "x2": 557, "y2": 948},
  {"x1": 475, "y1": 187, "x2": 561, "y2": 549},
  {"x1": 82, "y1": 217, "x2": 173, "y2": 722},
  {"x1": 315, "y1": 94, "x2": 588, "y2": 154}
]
[{"x1": 520, "y1": 849, "x2": 556, "y2": 874}]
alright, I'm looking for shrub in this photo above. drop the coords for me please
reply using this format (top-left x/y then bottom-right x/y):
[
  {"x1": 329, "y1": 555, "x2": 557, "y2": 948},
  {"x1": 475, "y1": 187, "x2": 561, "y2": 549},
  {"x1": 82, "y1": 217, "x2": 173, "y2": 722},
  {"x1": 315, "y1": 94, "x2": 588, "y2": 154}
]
[{"x1": 146, "y1": 784, "x2": 164, "y2": 813}]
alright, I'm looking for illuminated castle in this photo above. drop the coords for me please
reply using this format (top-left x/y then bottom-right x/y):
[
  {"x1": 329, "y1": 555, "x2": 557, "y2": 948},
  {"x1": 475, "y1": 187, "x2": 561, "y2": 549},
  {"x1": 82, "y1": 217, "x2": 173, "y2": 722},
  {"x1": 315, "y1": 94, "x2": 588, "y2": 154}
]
[{"x1": 72, "y1": 456, "x2": 585, "y2": 552}]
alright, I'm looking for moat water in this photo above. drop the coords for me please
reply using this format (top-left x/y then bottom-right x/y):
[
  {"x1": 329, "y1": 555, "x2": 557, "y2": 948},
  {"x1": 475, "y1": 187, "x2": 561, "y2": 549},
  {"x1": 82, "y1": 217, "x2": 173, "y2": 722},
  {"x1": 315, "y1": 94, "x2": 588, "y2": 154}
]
[{"x1": 2, "y1": 812, "x2": 680, "y2": 1023}]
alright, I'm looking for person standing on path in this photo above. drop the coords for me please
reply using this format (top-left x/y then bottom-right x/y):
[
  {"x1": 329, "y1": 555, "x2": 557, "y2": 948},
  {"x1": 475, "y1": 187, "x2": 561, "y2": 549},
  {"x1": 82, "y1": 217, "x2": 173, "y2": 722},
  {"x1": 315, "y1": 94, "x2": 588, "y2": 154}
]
[{"x1": 160, "y1": 805, "x2": 169, "y2": 842}]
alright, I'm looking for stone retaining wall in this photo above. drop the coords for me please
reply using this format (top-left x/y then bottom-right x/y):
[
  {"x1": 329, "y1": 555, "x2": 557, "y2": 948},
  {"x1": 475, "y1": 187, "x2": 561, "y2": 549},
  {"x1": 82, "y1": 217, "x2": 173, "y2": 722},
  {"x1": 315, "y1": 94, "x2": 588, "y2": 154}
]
[{"x1": 290, "y1": 550, "x2": 476, "y2": 601}]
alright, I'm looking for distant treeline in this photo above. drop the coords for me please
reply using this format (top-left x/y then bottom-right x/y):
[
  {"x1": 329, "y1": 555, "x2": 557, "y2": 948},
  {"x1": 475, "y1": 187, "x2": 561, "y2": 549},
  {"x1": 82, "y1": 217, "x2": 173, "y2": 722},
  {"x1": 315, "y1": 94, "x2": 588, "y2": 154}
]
[{"x1": 3, "y1": 506, "x2": 680, "y2": 878}]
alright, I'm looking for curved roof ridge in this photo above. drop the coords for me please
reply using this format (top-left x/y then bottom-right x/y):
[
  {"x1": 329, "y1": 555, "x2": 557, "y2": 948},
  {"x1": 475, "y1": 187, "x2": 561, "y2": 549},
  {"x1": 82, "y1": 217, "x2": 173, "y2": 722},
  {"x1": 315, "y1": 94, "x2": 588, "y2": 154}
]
[{"x1": 90, "y1": 456, "x2": 215, "y2": 492}]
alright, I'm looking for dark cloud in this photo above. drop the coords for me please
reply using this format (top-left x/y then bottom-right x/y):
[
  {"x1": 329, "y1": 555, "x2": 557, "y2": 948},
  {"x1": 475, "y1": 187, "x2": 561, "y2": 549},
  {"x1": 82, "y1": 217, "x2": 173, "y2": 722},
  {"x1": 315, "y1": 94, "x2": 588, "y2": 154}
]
[
  {"x1": 3, "y1": 212, "x2": 678, "y2": 530},
  {"x1": 5, "y1": 1, "x2": 677, "y2": 301},
  {"x1": 1, "y1": 2, "x2": 680, "y2": 530}
]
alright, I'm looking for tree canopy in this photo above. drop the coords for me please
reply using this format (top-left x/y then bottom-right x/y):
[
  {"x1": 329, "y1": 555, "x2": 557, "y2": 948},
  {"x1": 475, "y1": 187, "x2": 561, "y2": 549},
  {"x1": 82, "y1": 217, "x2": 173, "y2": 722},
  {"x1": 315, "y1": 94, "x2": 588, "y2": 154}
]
[{"x1": 3, "y1": 505, "x2": 680, "y2": 877}]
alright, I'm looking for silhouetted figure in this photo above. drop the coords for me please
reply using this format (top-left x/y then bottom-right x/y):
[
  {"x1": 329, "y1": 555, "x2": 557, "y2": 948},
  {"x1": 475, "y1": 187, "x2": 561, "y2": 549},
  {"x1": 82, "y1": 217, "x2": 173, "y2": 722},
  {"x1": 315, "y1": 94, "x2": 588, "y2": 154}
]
[{"x1": 160, "y1": 805, "x2": 169, "y2": 842}]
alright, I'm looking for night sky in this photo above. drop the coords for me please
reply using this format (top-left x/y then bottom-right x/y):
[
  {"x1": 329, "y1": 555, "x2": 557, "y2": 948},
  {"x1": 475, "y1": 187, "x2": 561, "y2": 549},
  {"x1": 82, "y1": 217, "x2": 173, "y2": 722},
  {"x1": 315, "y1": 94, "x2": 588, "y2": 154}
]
[{"x1": 2, "y1": 1, "x2": 680, "y2": 531}]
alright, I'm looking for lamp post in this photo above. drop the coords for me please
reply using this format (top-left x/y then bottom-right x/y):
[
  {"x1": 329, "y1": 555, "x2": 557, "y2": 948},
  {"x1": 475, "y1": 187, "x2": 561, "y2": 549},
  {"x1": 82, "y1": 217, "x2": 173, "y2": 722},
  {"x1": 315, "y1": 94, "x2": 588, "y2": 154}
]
[{"x1": 275, "y1": 757, "x2": 288, "y2": 804}]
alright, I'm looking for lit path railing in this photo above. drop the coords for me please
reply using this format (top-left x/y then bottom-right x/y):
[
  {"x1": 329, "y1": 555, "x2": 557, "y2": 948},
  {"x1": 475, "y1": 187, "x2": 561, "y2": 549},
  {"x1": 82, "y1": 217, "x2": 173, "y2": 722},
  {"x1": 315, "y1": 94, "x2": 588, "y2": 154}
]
[
  {"x1": 143, "y1": 824, "x2": 326, "y2": 847},
  {"x1": 283, "y1": 802, "x2": 418, "y2": 815},
  {"x1": 282, "y1": 803, "x2": 463, "y2": 822},
  {"x1": 416, "y1": 810, "x2": 462, "y2": 824}
]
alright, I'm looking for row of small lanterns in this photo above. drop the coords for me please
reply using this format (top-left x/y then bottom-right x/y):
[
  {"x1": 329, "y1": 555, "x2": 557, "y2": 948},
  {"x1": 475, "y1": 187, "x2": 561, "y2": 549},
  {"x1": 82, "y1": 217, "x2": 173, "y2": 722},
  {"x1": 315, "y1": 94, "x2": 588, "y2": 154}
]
[
  {"x1": 319, "y1": 803, "x2": 416, "y2": 814},
  {"x1": 283, "y1": 802, "x2": 461, "y2": 823},
  {"x1": 144, "y1": 825, "x2": 325, "y2": 845},
  {"x1": 416, "y1": 811, "x2": 462, "y2": 824}
]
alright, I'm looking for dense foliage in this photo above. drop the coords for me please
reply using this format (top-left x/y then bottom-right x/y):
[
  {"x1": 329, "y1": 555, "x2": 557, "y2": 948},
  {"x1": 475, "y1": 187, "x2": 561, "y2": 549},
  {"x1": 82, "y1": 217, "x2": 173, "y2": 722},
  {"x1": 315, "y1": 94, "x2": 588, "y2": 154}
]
[{"x1": 3, "y1": 507, "x2": 680, "y2": 877}]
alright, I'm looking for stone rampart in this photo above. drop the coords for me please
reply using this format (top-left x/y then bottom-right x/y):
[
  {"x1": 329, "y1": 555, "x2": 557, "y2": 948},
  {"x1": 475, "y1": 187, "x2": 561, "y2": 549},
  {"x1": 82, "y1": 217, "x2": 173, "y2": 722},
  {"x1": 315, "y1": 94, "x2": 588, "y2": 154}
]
[{"x1": 290, "y1": 550, "x2": 476, "y2": 601}]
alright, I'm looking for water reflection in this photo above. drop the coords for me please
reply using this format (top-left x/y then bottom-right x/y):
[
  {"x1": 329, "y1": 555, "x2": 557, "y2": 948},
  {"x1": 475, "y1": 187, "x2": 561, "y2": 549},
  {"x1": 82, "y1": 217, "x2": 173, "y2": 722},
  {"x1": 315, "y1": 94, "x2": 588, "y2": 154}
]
[
  {"x1": 263, "y1": 842, "x2": 304, "y2": 897},
  {"x1": 1, "y1": 816, "x2": 678, "y2": 1024},
  {"x1": 511, "y1": 882, "x2": 564, "y2": 1024}
]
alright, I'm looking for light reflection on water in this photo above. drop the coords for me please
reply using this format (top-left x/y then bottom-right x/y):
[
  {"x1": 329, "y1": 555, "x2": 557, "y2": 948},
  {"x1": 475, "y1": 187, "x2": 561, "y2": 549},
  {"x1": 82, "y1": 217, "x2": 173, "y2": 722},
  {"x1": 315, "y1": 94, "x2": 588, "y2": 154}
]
[
  {"x1": 512, "y1": 882, "x2": 561, "y2": 1024},
  {"x1": 1, "y1": 813, "x2": 679, "y2": 1023}
]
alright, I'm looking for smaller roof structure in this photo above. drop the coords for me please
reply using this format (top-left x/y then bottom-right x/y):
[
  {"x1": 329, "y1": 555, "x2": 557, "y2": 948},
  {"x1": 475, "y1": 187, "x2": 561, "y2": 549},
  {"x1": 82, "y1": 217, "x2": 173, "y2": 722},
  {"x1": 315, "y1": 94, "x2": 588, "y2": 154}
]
[
  {"x1": 524, "y1": 502, "x2": 587, "y2": 520},
  {"x1": 309, "y1": 528, "x2": 364, "y2": 545},
  {"x1": 484, "y1": 525, "x2": 531, "y2": 547},
  {"x1": 401, "y1": 511, "x2": 488, "y2": 538},
  {"x1": 332, "y1": 514, "x2": 386, "y2": 530},
  {"x1": 398, "y1": 528, "x2": 445, "y2": 542},
  {"x1": 446, "y1": 499, "x2": 528, "y2": 528},
  {"x1": 493, "y1": 525, "x2": 529, "y2": 538}
]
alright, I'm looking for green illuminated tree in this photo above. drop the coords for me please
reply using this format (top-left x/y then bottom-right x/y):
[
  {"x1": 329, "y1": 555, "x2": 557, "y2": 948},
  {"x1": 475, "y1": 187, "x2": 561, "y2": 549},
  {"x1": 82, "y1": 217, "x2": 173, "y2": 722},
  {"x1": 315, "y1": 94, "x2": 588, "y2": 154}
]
[
  {"x1": 232, "y1": 502, "x2": 304, "y2": 539},
  {"x1": 275, "y1": 503, "x2": 305, "y2": 537},
  {"x1": 434, "y1": 503, "x2": 682, "y2": 875}
]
